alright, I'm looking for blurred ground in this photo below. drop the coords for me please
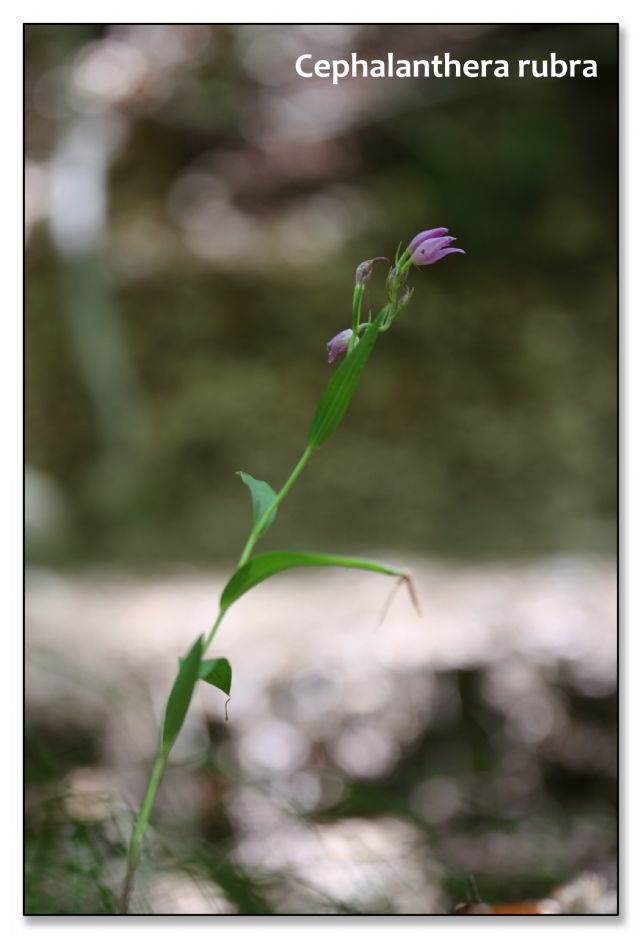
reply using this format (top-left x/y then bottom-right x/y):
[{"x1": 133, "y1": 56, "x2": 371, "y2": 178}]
[{"x1": 26, "y1": 556, "x2": 617, "y2": 914}]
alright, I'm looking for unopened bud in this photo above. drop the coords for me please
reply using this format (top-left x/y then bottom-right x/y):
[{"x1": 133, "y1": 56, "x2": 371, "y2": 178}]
[
  {"x1": 398, "y1": 285, "x2": 413, "y2": 309},
  {"x1": 326, "y1": 328, "x2": 353, "y2": 364},
  {"x1": 355, "y1": 256, "x2": 387, "y2": 286},
  {"x1": 408, "y1": 228, "x2": 465, "y2": 266}
]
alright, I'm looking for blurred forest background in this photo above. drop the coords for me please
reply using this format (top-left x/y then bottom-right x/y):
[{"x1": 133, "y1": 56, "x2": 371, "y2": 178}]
[{"x1": 25, "y1": 24, "x2": 617, "y2": 915}]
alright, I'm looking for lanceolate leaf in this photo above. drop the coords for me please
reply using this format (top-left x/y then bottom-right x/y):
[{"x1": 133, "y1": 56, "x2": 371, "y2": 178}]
[
  {"x1": 199, "y1": 657, "x2": 232, "y2": 696},
  {"x1": 308, "y1": 310, "x2": 384, "y2": 449},
  {"x1": 161, "y1": 635, "x2": 203, "y2": 754},
  {"x1": 220, "y1": 551, "x2": 406, "y2": 614},
  {"x1": 237, "y1": 471, "x2": 277, "y2": 537}
]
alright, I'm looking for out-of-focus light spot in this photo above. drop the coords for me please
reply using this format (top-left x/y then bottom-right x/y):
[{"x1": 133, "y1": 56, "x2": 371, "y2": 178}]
[
  {"x1": 72, "y1": 40, "x2": 148, "y2": 107},
  {"x1": 232, "y1": 815, "x2": 440, "y2": 912},
  {"x1": 25, "y1": 466, "x2": 67, "y2": 545},
  {"x1": 63, "y1": 767, "x2": 115, "y2": 822},
  {"x1": 538, "y1": 874, "x2": 617, "y2": 915},
  {"x1": 317, "y1": 771, "x2": 345, "y2": 809},
  {"x1": 166, "y1": 170, "x2": 229, "y2": 226},
  {"x1": 257, "y1": 85, "x2": 378, "y2": 143},
  {"x1": 25, "y1": 162, "x2": 50, "y2": 242},
  {"x1": 167, "y1": 169, "x2": 262, "y2": 265},
  {"x1": 182, "y1": 205, "x2": 258, "y2": 264},
  {"x1": 483, "y1": 657, "x2": 541, "y2": 708},
  {"x1": 143, "y1": 871, "x2": 236, "y2": 914},
  {"x1": 110, "y1": 216, "x2": 176, "y2": 282},
  {"x1": 507, "y1": 693, "x2": 559, "y2": 744},
  {"x1": 492, "y1": 771, "x2": 538, "y2": 805},
  {"x1": 329, "y1": 723, "x2": 398, "y2": 779},
  {"x1": 237, "y1": 720, "x2": 309, "y2": 776},
  {"x1": 308, "y1": 817, "x2": 437, "y2": 910},
  {"x1": 289, "y1": 673, "x2": 342, "y2": 721},
  {"x1": 272, "y1": 187, "x2": 371, "y2": 269},
  {"x1": 295, "y1": 25, "x2": 361, "y2": 47},
  {"x1": 114, "y1": 24, "x2": 213, "y2": 68},
  {"x1": 50, "y1": 145, "x2": 105, "y2": 254},
  {"x1": 49, "y1": 115, "x2": 128, "y2": 256},
  {"x1": 259, "y1": 135, "x2": 358, "y2": 181},
  {"x1": 434, "y1": 24, "x2": 492, "y2": 41},
  {"x1": 229, "y1": 788, "x2": 286, "y2": 834},
  {"x1": 542, "y1": 722, "x2": 616, "y2": 774},
  {"x1": 270, "y1": 771, "x2": 323, "y2": 811},
  {"x1": 33, "y1": 66, "x2": 73, "y2": 120},
  {"x1": 272, "y1": 197, "x2": 344, "y2": 263},
  {"x1": 341, "y1": 672, "x2": 393, "y2": 715},
  {"x1": 483, "y1": 658, "x2": 564, "y2": 744},
  {"x1": 167, "y1": 172, "x2": 371, "y2": 269},
  {"x1": 410, "y1": 777, "x2": 464, "y2": 824},
  {"x1": 238, "y1": 28, "x2": 308, "y2": 85}
]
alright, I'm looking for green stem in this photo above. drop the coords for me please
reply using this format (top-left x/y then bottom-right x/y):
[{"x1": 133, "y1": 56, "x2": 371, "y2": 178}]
[
  {"x1": 204, "y1": 608, "x2": 225, "y2": 653},
  {"x1": 351, "y1": 283, "x2": 363, "y2": 333},
  {"x1": 119, "y1": 443, "x2": 316, "y2": 912},
  {"x1": 237, "y1": 444, "x2": 313, "y2": 567},
  {"x1": 207, "y1": 444, "x2": 314, "y2": 655},
  {"x1": 348, "y1": 284, "x2": 364, "y2": 353},
  {"x1": 118, "y1": 751, "x2": 167, "y2": 913}
]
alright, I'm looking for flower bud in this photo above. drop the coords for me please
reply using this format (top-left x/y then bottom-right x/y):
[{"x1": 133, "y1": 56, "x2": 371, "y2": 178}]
[
  {"x1": 407, "y1": 228, "x2": 465, "y2": 266},
  {"x1": 398, "y1": 285, "x2": 413, "y2": 309},
  {"x1": 355, "y1": 256, "x2": 387, "y2": 286},
  {"x1": 407, "y1": 228, "x2": 450, "y2": 253},
  {"x1": 326, "y1": 328, "x2": 353, "y2": 364}
]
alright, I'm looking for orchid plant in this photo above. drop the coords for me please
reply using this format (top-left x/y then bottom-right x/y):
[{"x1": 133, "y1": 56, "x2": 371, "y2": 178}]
[{"x1": 118, "y1": 227, "x2": 465, "y2": 913}]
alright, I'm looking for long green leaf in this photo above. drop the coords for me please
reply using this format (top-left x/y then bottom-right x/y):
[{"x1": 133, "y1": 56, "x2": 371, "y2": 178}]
[
  {"x1": 220, "y1": 551, "x2": 406, "y2": 614},
  {"x1": 161, "y1": 635, "x2": 203, "y2": 753},
  {"x1": 308, "y1": 311, "x2": 384, "y2": 449},
  {"x1": 237, "y1": 471, "x2": 277, "y2": 537}
]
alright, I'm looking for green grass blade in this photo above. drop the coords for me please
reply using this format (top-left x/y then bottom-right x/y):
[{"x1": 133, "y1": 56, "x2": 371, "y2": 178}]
[
  {"x1": 161, "y1": 635, "x2": 203, "y2": 753},
  {"x1": 308, "y1": 310, "x2": 384, "y2": 449},
  {"x1": 237, "y1": 471, "x2": 277, "y2": 538},
  {"x1": 220, "y1": 550, "x2": 406, "y2": 614}
]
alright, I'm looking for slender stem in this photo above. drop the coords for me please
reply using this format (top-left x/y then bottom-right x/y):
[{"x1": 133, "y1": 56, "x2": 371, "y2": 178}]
[
  {"x1": 118, "y1": 751, "x2": 167, "y2": 913},
  {"x1": 347, "y1": 285, "x2": 364, "y2": 354},
  {"x1": 203, "y1": 608, "x2": 225, "y2": 653},
  {"x1": 119, "y1": 443, "x2": 316, "y2": 912},
  {"x1": 237, "y1": 444, "x2": 313, "y2": 567},
  {"x1": 208, "y1": 444, "x2": 314, "y2": 654},
  {"x1": 351, "y1": 283, "x2": 363, "y2": 333}
]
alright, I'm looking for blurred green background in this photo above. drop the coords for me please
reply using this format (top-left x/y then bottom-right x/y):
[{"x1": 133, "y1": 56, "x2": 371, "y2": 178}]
[
  {"x1": 25, "y1": 23, "x2": 617, "y2": 566},
  {"x1": 25, "y1": 24, "x2": 618, "y2": 916}
]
